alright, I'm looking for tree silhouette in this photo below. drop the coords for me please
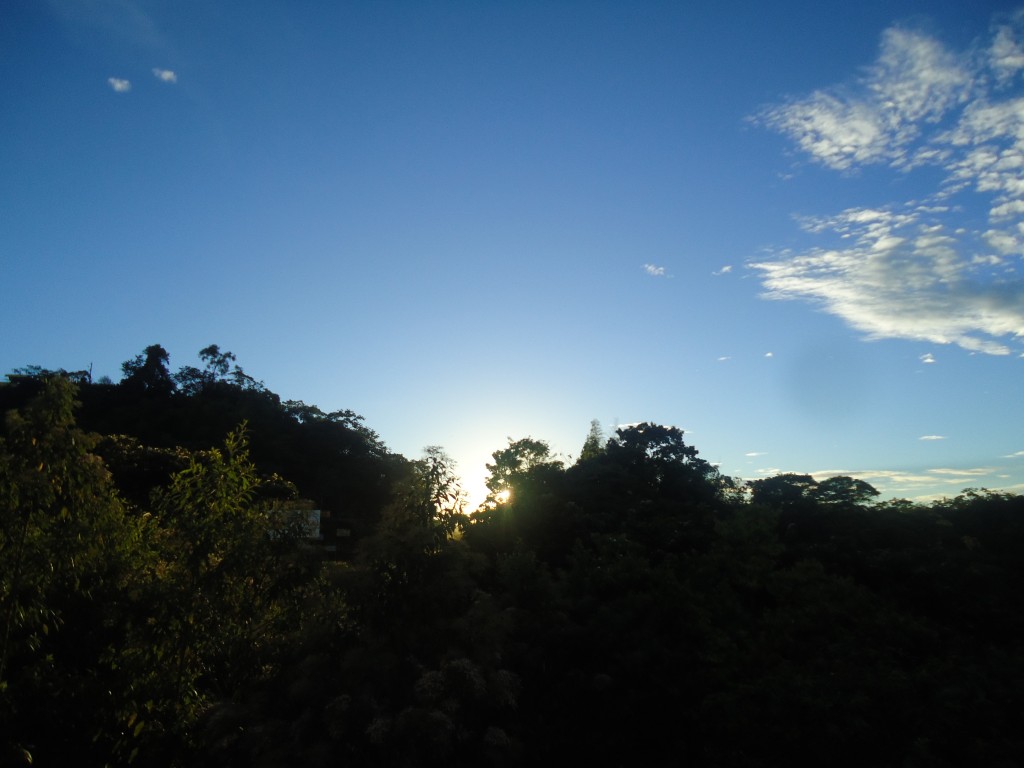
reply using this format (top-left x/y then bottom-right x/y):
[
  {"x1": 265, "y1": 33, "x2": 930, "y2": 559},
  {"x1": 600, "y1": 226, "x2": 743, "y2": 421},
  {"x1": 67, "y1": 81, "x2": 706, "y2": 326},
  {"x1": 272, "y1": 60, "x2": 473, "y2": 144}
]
[
  {"x1": 4, "y1": 345, "x2": 1024, "y2": 767},
  {"x1": 121, "y1": 344, "x2": 175, "y2": 395},
  {"x1": 174, "y1": 345, "x2": 265, "y2": 395},
  {"x1": 482, "y1": 437, "x2": 563, "y2": 508},
  {"x1": 813, "y1": 475, "x2": 879, "y2": 506},
  {"x1": 748, "y1": 472, "x2": 818, "y2": 509}
]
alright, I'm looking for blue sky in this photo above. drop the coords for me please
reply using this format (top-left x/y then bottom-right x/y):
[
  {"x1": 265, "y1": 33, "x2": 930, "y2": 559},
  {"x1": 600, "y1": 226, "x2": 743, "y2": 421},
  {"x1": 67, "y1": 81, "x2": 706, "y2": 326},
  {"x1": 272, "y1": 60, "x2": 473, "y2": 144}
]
[{"x1": 3, "y1": 0, "x2": 1023, "y2": 507}]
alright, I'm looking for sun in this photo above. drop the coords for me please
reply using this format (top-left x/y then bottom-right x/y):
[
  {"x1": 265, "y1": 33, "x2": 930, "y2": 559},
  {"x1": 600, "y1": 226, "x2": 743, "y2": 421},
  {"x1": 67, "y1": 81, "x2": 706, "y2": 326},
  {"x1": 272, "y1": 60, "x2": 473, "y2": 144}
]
[{"x1": 495, "y1": 489, "x2": 512, "y2": 504}]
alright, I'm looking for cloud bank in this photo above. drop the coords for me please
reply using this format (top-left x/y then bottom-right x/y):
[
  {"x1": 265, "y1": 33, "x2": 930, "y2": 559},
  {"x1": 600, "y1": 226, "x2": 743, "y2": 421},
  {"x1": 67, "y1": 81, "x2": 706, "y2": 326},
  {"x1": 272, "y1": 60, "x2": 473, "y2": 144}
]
[
  {"x1": 752, "y1": 11, "x2": 1024, "y2": 356},
  {"x1": 749, "y1": 464, "x2": 1012, "y2": 499},
  {"x1": 810, "y1": 465, "x2": 999, "y2": 497}
]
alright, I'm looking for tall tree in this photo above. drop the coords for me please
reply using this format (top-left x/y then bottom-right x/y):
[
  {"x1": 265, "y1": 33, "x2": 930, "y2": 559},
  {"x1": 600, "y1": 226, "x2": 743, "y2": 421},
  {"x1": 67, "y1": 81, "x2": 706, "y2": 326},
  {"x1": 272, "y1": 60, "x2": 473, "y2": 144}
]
[
  {"x1": 121, "y1": 344, "x2": 176, "y2": 395},
  {"x1": 577, "y1": 419, "x2": 605, "y2": 464},
  {"x1": 174, "y1": 345, "x2": 265, "y2": 395},
  {"x1": 605, "y1": 422, "x2": 723, "y2": 497},
  {"x1": 813, "y1": 475, "x2": 880, "y2": 507},
  {"x1": 748, "y1": 473, "x2": 818, "y2": 509},
  {"x1": 483, "y1": 437, "x2": 563, "y2": 507}
]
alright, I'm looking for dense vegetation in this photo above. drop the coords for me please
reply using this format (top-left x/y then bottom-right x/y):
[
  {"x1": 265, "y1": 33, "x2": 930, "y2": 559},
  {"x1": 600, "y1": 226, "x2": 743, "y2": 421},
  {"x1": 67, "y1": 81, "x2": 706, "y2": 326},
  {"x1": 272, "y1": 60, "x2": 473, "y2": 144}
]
[{"x1": 2, "y1": 345, "x2": 1022, "y2": 767}]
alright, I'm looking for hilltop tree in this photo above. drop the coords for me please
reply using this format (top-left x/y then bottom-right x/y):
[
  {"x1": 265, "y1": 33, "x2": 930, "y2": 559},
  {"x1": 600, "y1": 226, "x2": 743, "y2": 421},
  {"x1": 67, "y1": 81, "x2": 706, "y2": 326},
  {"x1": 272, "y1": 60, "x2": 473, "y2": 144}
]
[
  {"x1": 577, "y1": 419, "x2": 605, "y2": 464},
  {"x1": 174, "y1": 345, "x2": 265, "y2": 395},
  {"x1": 483, "y1": 437, "x2": 563, "y2": 507},
  {"x1": 121, "y1": 344, "x2": 175, "y2": 395},
  {"x1": 604, "y1": 423, "x2": 723, "y2": 499},
  {"x1": 7, "y1": 365, "x2": 92, "y2": 384}
]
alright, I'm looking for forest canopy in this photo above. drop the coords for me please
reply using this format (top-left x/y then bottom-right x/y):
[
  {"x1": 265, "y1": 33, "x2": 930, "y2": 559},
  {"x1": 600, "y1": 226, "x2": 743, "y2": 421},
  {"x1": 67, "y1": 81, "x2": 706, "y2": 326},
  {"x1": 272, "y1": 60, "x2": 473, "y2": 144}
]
[{"x1": 2, "y1": 346, "x2": 1023, "y2": 767}]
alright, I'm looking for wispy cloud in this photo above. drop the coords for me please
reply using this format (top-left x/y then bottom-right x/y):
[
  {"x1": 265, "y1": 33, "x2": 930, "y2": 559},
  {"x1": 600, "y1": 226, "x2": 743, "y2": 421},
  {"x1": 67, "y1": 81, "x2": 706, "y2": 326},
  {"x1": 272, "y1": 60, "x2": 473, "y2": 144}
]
[
  {"x1": 716, "y1": 356, "x2": 731, "y2": 362},
  {"x1": 808, "y1": 466, "x2": 979, "y2": 482},
  {"x1": 812, "y1": 465, "x2": 995, "y2": 489},
  {"x1": 755, "y1": 462, "x2": 1015, "y2": 498},
  {"x1": 926, "y1": 467, "x2": 993, "y2": 477},
  {"x1": 751, "y1": 13, "x2": 1024, "y2": 356},
  {"x1": 919, "y1": 434, "x2": 946, "y2": 441},
  {"x1": 50, "y1": 0, "x2": 165, "y2": 50},
  {"x1": 827, "y1": 467, "x2": 1001, "y2": 498},
  {"x1": 745, "y1": 451, "x2": 767, "y2": 457},
  {"x1": 713, "y1": 265, "x2": 733, "y2": 276},
  {"x1": 755, "y1": 27, "x2": 972, "y2": 171},
  {"x1": 990, "y1": 10, "x2": 1024, "y2": 86},
  {"x1": 152, "y1": 68, "x2": 177, "y2": 83},
  {"x1": 107, "y1": 77, "x2": 131, "y2": 93},
  {"x1": 1004, "y1": 449, "x2": 1024, "y2": 458},
  {"x1": 643, "y1": 263, "x2": 666, "y2": 277},
  {"x1": 920, "y1": 352, "x2": 936, "y2": 364}
]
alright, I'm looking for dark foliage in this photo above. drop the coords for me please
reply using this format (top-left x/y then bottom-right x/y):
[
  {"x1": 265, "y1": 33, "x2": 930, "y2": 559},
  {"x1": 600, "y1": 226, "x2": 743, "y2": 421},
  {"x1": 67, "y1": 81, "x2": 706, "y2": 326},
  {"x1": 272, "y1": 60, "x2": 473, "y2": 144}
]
[{"x1": 2, "y1": 351, "x2": 1023, "y2": 767}]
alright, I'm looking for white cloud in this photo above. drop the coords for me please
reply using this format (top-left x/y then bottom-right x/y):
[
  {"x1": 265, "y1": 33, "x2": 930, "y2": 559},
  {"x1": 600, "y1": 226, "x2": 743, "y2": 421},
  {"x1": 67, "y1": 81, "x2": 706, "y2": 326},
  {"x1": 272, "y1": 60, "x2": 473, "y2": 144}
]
[
  {"x1": 745, "y1": 451, "x2": 767, "y2": 457},
  {"x1": 152, "y1": 68, "x2": 177, "y2": 83},
  {"x1": 755, "y1": 28, "x2": 971, "y2": 171},
  {"x1": 751, "y1": 206, "x2": 1024, "y2": 355},
  {"x1": 787, "y1": 461, "x2": 1024, "y2": 499},
  {"x1": 919, "y1": 434, "x2": 946, "y2": 440},
  {"x1": 716, "y1": 356, "x2": 731, "y2": 362},
  {"x1": 990, "y1": 199, "x2": 1024, "y2": 219},
  {"x1": 973, "y1": 253, "x2": 1004, "y2": 266},
  {"x1": 869, "y1": 27, "x2": 973, "y2": 125},
  {"x1": 764, "y1": 351, "x2": 774, "y2": 358},
  {"x1": 643, "y1": 263, "x2": 666, "y2": 277},
  {"x1": 927, "y1": 467, "x2": 993, "y2": 477},
  {"x1": 990, "y1": 11, "x2": 1024, "y2": 86},
  {"x1": 1004, "y1": 449, "x2": 1024, "y2": 458},
  {"x1": 107, "y1": 77, "x2": 131, "y2": 92},
  {"x1": 713, "y1": 265, "x2": 733, "y2": 275},
  {"x1": 920, "y1": 352, "x2": 936, "y2": 364},
  {"x1": 752, "y1": 15, "x2": 1024, "y2": 357},
  {"x1": 758, "y1": 93, "x2": 888, "y2": 170},
  {"x1": 802, "y1": 466, "x2": 1002, "y2": 499}
]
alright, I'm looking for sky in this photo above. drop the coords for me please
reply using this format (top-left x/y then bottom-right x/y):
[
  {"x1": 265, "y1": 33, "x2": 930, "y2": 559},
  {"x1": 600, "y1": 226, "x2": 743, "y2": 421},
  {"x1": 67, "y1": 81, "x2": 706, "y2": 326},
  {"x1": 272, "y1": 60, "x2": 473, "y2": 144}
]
[{"x1": 3, "y1": 0, "x2": 1024, "y2": 508}]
